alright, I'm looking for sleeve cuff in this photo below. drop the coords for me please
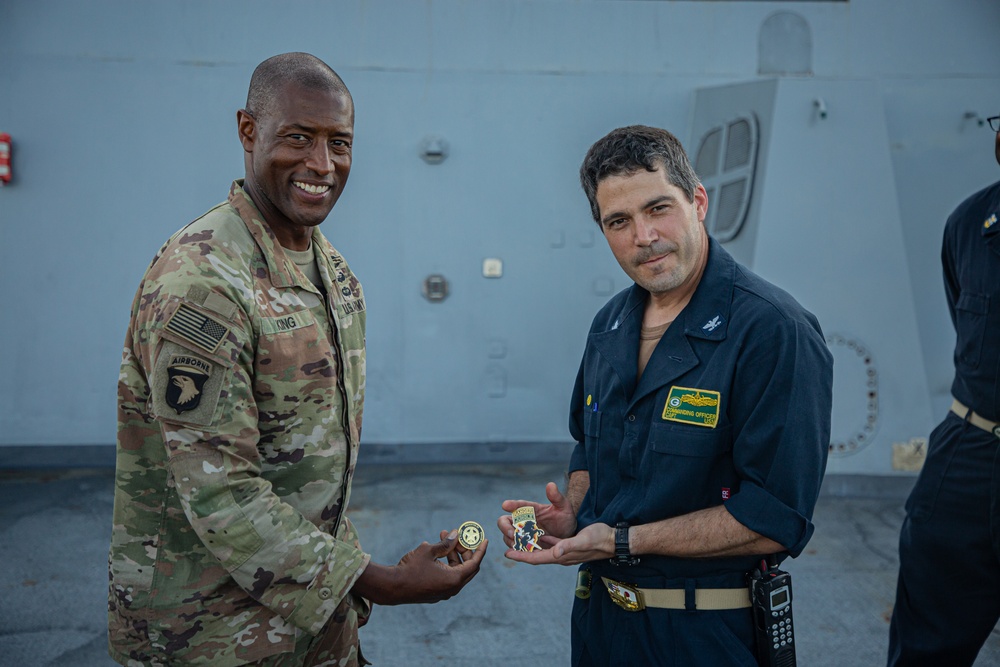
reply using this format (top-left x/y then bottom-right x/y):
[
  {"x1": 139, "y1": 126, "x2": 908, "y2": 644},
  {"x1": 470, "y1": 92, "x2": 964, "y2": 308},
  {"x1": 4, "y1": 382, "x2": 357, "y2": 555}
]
[
  {"x1": 568, "y1": 442, "x2": 588, "y2": 473},
  {"x1": 286, "y1": 542, "x2": 371, "y2": 635},
  {"x1": 724, "y1": 482, "x2": 814, "y2": 557}
]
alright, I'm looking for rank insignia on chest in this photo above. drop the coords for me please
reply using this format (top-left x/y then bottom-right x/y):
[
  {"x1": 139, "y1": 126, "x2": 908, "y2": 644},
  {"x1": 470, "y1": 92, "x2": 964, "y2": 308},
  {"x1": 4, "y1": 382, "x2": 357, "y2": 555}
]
[
  {"x1": 165, "y1": 355, "x2": 212, "y2": 413},
  {"x1": 984, "y1": 213, "x2": 997, "y2": 230},
  {"x1": 662, "y1": 386, "x2": 721, "y2": 428}
]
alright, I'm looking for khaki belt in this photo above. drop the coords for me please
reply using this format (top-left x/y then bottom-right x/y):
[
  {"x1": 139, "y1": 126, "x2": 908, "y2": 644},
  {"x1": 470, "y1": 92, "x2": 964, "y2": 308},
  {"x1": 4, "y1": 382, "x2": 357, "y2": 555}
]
[
  {"x1": 601, "y1": 577, "x2": 751, "y2": 612},
  {"x1": 951, "y1": 399, "x2": 1000, "y2": 439}
]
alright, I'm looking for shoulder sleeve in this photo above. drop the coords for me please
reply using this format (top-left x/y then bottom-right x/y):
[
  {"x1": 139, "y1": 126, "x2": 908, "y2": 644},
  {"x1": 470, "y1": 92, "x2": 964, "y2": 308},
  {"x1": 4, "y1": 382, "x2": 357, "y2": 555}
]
[
  {"x1": 942, "y1": 207, "x2": 961, "y2": 328},
  {"x1": 568, "y1": 356, "x2": 589, "y2": 473},
  {"x1": 722, "y1": 314, "x2": 833, "y2": 557}
]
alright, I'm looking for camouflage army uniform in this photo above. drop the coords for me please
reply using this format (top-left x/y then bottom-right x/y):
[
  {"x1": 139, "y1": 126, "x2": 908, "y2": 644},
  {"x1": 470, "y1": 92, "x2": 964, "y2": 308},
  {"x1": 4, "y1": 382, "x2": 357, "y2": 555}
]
[{"x1": 108, "y1": 181, "x2": 371, "y2": 666}]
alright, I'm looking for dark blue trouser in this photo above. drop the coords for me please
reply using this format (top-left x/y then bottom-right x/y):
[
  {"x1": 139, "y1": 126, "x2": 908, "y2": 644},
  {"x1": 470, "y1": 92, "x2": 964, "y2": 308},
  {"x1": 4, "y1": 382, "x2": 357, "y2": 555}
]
[
  {"x1": 888, "y1": 412, "x2": 1000, "y2": 666},
  {"x1": 572, "y1": 566, "x2": 757, "y2": 666}
]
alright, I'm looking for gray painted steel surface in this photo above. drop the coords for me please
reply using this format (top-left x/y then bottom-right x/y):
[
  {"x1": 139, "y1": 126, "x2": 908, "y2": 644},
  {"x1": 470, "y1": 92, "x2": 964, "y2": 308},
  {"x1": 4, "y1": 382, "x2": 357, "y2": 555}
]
[{"x1": 2, "y1": 0, "x2": 999, "y2": 475}]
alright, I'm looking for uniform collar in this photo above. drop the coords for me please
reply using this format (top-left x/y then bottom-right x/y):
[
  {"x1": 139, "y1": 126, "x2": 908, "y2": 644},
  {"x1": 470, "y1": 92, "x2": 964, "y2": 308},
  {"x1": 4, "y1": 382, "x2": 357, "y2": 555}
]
[
  {"x1": 611, "y1": 237, "x2": 735, "y2": 339},
  {"x1": 228, "y1": 180, "x2": 323, "y2": 291},
  {"x1": 590, "y1": 237, "x2": 736, "y2": 406},
  {"x1": 677, "y1": 237, "x2": 735, "y2": 341}
]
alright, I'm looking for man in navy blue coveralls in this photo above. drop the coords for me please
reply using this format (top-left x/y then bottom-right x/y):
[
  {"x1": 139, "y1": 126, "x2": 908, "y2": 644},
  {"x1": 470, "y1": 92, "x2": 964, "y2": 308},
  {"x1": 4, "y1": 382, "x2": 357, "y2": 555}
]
[
  {"x1": 499, "y1": 126, "x2": 833, "y2": 665},
  {"x1": 887, "y1": 114, "x2": 1000, "y2": 666}
]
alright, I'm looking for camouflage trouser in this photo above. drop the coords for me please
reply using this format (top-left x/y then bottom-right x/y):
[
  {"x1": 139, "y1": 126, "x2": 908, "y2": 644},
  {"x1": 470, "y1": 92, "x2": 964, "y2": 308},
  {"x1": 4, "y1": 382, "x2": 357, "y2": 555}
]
[{"x1": 251, "y1": 597, "x2": 370, "y2": 667}]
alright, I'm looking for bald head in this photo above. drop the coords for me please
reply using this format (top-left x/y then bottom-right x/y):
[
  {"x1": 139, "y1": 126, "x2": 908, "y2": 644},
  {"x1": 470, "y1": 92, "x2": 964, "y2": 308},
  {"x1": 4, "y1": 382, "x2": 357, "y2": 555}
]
[{"x1": 245, "y1": 52, "x2": 351, "y2": 120}]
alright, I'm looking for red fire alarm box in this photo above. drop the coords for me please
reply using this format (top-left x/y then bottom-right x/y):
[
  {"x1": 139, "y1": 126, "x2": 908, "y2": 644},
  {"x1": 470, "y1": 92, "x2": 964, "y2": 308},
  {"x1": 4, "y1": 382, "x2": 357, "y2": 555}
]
[{"x1": 0, "y1": 133, "x2": 11, "y2": 185}]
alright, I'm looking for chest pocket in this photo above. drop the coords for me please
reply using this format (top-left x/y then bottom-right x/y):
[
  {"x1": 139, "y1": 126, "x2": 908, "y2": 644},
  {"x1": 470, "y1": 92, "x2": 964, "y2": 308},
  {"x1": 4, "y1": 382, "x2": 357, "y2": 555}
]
[
  {"x1": 256, "y1": 310, "x2": 330, "y2": 379},
  {"x1": 954, "y1": 292, "x2": 989, "y2": 370},
  {"x1": 649, "y1": 422, "x2": 732, "y2": 457}
]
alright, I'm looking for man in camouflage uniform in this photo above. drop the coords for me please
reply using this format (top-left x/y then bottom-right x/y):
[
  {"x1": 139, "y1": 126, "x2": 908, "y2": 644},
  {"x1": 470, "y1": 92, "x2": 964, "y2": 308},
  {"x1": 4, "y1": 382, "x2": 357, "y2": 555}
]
[{"x1": 108, "y1": 53, "x2": 486, "y2": 667}]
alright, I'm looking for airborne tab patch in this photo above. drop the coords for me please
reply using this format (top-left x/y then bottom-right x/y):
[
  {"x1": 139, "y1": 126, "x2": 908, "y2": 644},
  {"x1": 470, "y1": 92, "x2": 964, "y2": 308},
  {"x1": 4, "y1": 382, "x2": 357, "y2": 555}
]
[
  {"x1": 165, "y1": 303, "x2": 229, "y2": 354},
  {"x1": 662, "y1": 386, "x2": 721, "y2": 428}
]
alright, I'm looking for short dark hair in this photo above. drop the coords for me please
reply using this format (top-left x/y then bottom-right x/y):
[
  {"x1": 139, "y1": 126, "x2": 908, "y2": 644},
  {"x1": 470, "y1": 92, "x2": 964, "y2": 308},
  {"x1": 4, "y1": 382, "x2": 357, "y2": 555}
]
[
  {"x1": 579, "y1": 125, "x2": 700, "y2": 224},
  {"x1": 245, "y1": 52, "x2": 351, "y2": 120}
]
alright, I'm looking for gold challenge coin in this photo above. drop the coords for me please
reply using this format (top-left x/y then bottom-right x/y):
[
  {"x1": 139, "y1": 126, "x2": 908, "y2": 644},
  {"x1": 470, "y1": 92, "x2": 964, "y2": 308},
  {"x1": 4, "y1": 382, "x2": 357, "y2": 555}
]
[{"x1": 458, "y1": 521, "x2": 485, "y2": 550}]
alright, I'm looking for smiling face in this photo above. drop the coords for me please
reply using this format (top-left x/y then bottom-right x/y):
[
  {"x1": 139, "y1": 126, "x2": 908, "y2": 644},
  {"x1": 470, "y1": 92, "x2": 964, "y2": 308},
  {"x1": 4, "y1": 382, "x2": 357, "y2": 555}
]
[
  {"x1": 238, "y1": 81, "x2": 354, "y2": 249},
  {"x1": 596, "y1": 166, "x2": 709, "y2": 299}
]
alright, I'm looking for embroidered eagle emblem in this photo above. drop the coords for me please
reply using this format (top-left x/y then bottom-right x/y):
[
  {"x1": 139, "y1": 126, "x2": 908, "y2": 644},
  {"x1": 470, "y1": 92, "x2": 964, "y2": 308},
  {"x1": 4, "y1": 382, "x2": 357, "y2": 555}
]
[
  {"x1": 171, "y1": 375, "x2": 200, "y2": 405},
  {"x1": 165, "y1": 355, "x2": 212, "y2": 414}
]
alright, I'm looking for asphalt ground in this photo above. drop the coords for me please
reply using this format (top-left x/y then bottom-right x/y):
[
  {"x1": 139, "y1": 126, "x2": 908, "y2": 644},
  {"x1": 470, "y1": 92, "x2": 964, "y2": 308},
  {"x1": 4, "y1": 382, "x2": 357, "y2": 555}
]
[{"x1": 1, "y1": 463, "x2": 998, "y2": 666}]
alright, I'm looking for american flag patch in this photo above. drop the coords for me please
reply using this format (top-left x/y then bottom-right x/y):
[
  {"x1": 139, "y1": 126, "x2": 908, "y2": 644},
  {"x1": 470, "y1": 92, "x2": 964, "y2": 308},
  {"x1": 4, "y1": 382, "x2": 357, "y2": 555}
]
[{"x1": 165, "y1": 304, "x2": 229, "y2": 353}]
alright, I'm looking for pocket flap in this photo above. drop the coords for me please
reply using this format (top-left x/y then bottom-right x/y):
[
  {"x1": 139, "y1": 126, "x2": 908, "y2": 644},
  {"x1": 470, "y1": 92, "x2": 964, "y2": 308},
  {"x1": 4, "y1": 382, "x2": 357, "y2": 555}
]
[{"x1": 649, "y1": 422, "x2": 732, "y2": 457}]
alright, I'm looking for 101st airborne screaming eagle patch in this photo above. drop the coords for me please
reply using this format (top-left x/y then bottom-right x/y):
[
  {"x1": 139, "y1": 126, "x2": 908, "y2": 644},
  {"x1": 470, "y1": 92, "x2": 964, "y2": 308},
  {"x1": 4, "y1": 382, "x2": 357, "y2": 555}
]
[{"x1": 165, "y1": 355, "x2": 212, "y2": 413}]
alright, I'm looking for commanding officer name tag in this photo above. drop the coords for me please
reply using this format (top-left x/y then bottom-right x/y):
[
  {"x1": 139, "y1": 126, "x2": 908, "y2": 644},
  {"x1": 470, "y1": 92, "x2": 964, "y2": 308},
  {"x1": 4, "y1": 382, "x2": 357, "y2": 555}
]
[{"x1": 662, "y1": 386, "x2": 721, "y2": 428}]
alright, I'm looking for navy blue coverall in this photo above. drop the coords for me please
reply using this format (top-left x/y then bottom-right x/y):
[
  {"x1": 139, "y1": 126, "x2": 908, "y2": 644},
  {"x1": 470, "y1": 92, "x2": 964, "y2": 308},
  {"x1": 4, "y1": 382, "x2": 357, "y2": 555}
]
[
  {"x1": 888, "y1": 180, "x2": 1000, "y2": 666},
  {"x1": 568, "y1": 239, "x2": 833, "y2": 666}
]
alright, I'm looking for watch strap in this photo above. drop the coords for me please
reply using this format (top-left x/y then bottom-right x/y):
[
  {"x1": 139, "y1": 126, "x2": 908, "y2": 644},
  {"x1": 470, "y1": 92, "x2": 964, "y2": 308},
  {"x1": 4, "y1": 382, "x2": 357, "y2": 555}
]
[{"x1": 612, "y1": 521, "x2": 639, "y2": 566}]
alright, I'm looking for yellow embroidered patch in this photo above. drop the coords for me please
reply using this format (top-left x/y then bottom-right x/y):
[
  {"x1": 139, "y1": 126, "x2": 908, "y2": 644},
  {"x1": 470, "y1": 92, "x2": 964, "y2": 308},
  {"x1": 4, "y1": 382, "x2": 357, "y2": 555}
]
[{"x1": 662, "y1": 386, "x2": 721, "y2": 428}]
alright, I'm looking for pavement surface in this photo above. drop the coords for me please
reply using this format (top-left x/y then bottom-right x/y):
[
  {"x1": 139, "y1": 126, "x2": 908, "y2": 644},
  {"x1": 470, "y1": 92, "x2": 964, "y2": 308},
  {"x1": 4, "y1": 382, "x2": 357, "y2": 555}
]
[{"x1": 1, "y1": 463, "x2": 998, "y2": 666}]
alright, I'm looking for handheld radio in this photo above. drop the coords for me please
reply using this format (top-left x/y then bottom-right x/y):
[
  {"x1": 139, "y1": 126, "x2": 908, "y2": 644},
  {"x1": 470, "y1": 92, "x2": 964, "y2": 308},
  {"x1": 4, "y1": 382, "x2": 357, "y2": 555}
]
[{"x1": 747, "y1": 557, "x2": 796, "y2": 667}]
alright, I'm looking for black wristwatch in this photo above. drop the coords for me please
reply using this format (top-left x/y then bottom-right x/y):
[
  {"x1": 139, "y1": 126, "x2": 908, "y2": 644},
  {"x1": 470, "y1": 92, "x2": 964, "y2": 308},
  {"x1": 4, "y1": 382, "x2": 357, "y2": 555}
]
[{"x1": 611, "y1": 521, "x2": 640, "y2": 566}]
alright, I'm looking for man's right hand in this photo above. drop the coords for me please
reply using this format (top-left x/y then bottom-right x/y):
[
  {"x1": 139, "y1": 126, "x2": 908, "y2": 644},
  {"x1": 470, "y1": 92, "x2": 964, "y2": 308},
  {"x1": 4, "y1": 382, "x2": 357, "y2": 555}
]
[
  {"x1": 353, "y1": 530, "x2": 487, "y2": 606},
  {"x1": 497, "y1": 481, "x2": 578, "y2": 548}
]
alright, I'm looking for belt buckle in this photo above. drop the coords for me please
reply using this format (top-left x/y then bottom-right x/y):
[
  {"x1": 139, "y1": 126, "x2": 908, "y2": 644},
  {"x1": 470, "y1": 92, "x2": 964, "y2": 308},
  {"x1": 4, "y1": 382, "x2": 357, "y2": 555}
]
[{"x1": 602, "y1": 577, "x2": 645, "y2": 612}]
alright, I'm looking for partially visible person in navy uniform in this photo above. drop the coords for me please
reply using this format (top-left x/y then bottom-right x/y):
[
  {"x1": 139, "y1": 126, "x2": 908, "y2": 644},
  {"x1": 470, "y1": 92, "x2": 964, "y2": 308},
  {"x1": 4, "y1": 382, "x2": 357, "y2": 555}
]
[
  {"x1": 887, "y1": 114, "x2": 1000, "y2": 667},
  {"x1": 498, "y1": 125, "x2": 833, "y2": 665}
]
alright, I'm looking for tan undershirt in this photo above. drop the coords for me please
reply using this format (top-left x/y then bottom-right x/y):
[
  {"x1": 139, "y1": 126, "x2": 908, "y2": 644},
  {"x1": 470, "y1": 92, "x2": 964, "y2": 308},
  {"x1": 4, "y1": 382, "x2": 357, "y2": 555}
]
[
  {"x1": 638, "y1": 321, "x2": 672, "y2": 380},
  {"x1": 285, "y1": 243, "x2": 335, "y2": 348},
  {"x1": 285, "y1": 243, "x2": 324, "y2": 292}
]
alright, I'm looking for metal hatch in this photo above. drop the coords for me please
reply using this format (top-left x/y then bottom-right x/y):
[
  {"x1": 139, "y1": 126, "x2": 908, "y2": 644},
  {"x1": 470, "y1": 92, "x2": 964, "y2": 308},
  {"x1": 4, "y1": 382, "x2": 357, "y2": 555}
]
[{"x1": 694, "y1": 115, "x2": 759, "y2": 243}]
